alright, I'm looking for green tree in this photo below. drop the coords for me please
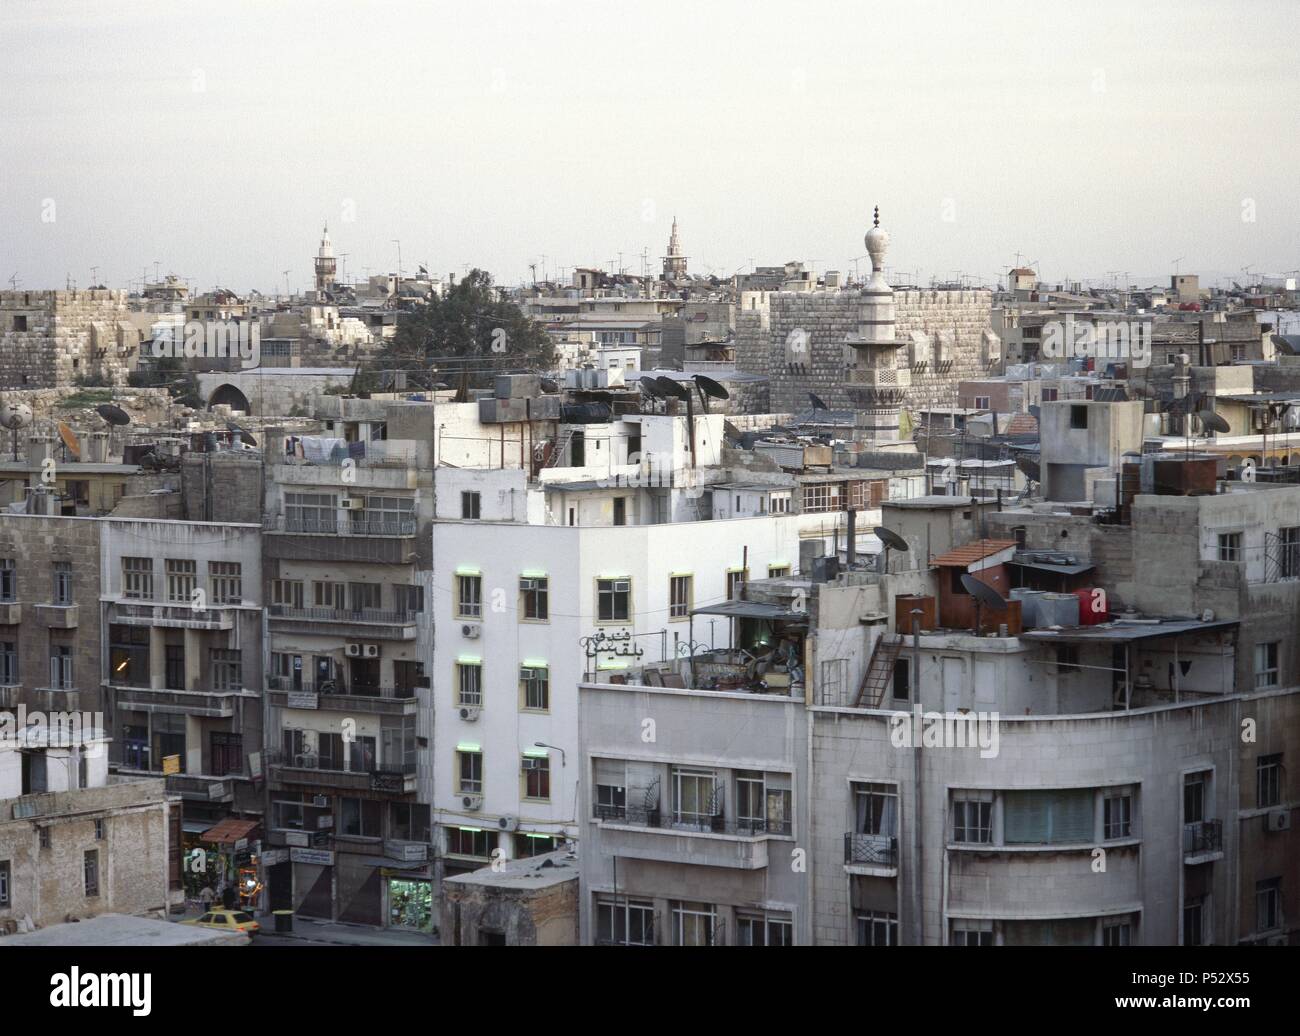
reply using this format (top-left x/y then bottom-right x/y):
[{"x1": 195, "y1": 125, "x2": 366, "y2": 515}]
[{"x1": 385, "y1": 269, "x2": 553, "y2": 388}]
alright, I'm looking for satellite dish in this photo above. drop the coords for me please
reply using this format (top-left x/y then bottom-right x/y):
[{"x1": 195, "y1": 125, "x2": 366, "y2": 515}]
[
  {"x1": 96, "y1": 404, "x2": 130, "y2": 427},
  {"x1": 655, "y1": 376, "x2": 690, "y2": 400},
  {"x1": 0, "y1": 402, "x2": 33, "y2": 431},
  {"x1": 874, "y1": 526, "x2": 910, "y2": 553},
  {"x1": 638, "y1": 376, "x2": 663, "y2": 399},
  {"x1": 960, "y1": 573, "x2": 1009, "y2": 612},
  {"x1": 57, "y1": 422, "x2": 81, "y2": 459},
  {"x1": 1015, "y1": 454, "x2": 1041, "y2": 483},
  {"x1": 1028, "y1": 404, "x2": 1041, "y2": 421},
  {"x1": 1197, "y1": 409, "x2": 1229, "y2": 434},
  {"x1": 226, "y1": 421, "x2": 257, "y2": 447},
  {"x1": 809, "y1": 392, "x2": 829, "y2": 412},
  {"x1": 693, "y1": 373, "x2": 730, "y2": 405},
  {"x1": 539, "y1": 377, "x2": 559, "y2": 394}
]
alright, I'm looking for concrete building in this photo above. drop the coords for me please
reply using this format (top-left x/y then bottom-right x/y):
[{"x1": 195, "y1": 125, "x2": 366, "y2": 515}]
[{"x1": 439, "y1": 847, "x2": 578, "y2": 945}]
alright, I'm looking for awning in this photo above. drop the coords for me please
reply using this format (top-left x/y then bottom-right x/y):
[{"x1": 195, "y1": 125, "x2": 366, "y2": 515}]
[
  {"x1": 1020, "y1": 619, "x2": 1238, "y2": 645},
  {"x1": 1009, "y1": 558, "x2": 1096, "y2": 576},
  {"x1": 690, "y1": 600, "x2": 806, "y2": 621},
  {"x1": 199, "y1": 817, "x2": 262, "y2": 845}
]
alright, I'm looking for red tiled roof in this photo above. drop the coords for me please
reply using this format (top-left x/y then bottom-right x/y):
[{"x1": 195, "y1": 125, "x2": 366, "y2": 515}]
[
  {"x1": 1005, "y1": 412, "x2": 1039, "y2": 436},
  {"x1": 932, "y1": 540, "x2": 1018, "y2": 568}
]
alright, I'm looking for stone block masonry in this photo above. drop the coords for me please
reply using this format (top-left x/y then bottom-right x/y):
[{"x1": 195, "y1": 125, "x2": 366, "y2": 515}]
[{"x1": 0, "y1": 290, "x2": 141, "y2": 389}]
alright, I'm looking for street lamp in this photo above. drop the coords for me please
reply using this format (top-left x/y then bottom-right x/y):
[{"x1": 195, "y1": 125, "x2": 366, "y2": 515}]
[{"x1": 532, "y1": 741, "x2": 566, "y2": 767}]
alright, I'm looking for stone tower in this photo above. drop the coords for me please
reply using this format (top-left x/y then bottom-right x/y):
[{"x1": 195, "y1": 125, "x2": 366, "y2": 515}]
[
  {"x1": 314, "y1": 224, "x2": 337, "y2": 297},
  {"x1": 661, "y1": 217, "x2": 688, "y2": 280},
  {"x1": 843, "y1": 207, "x2": 908, "y2": 443}
]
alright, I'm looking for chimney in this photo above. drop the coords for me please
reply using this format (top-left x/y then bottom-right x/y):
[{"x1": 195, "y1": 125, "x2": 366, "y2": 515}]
[{"x1": 846, "y1": 508, "x2": 857, "y2": 568}]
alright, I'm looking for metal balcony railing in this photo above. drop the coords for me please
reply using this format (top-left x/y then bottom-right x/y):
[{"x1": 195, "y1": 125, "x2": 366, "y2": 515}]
[
  {"x1": 267, "y1": 605, "x2": 416, "y2": 626},
  {"x1": 267, "y1": 677, "x2": 416, "y2": 699},
  {"x1": 597, "y1": 805, "x2": 792, "y2": 837},
  {"x1": 1183, "y1": 819, "x2": 1223, "y2": 855},
  {"x1": 844, "y1": 832, "x2": 899, "y2": 867},
  {"x1": 264, "y1": 516, "x2": 416, "y2": 537},
  {"x1": 263, "y1": 748, "x2": 416, "y2": 776}
]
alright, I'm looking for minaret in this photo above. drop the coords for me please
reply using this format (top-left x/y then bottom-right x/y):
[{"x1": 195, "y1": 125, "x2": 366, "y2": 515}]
[
  {"x1": 314, "y1": 223, "x2": 337, "y2": 297},
  {"x1": 844, "y1": 207, "x2": 908, "y2": 443},
  {"x1": 661, "y1": 217, "x2": 688, "y2": 279}
]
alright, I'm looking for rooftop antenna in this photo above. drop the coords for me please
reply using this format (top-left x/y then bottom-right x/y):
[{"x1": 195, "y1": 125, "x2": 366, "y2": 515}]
[
  {"x1": 393, "y1": 240, "x2": 403, "y2": 282},
  {"x1": 7, "y1": 274, "x2": 17, "y2": 290},
  {"x1": 339, "y1": 253, "x2": 349, "y2": 285},
  {"x1": 1172, "y1": 257, "x2": 1185, "y2": 276}
]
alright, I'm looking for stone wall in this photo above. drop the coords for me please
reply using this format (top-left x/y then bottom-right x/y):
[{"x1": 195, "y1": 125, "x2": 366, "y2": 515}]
[{"x1": 0, "y1": 291, "x2": 141, "y2": 389}]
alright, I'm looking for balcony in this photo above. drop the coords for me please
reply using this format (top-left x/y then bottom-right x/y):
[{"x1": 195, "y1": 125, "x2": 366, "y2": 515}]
[
  {"x1": 264, "y1": 749, "x2": 417, "y2": 795},
  {"x1": 1183, "y1": 819, "x2": 1224, "y2": 864},
  {"x1": 267, "y1": 605, "x2": 417, "y2": 641},
  {"x1": 26, "y1": 688, "x2": 81, "y2": 711},
  {"x1": 263, "y1": 514, "x2": 418, "y2": 565},
  {"x1": 267, "y1": 678, "x2": 418, "y2": 716},
  {"x1": 110, "y1": 601, "x2": 235, "y2": 630},
  {"x1": 107, "y1": 682, "x2": 240, "y2": 718},
  {"x1": 0, "y1": 685, "x2": 16, "y2": 708},
  {"x1": 593, "y1": 805, "x2": 787, "y2": 870},
  {"x1": 844, "y1": 833, "x2": 899, "y2": 877},
  {"x1": 166, "y1": 773, "x2": 236, "y2": 802},
  {"x1": 33, "y1": 604, "x2": 78, "y2": 629},
  {"x1": 0, "y1": 603, "x2": 21, "y2": 625}
]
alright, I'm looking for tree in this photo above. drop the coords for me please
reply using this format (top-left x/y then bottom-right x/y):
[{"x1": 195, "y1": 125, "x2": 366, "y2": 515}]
[{"x1": 384, "y1": 269, "x2": 553, "y2": 388}]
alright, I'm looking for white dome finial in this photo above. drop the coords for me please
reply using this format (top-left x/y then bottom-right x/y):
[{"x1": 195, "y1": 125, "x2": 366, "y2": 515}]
[{"x1": 864, "y1": 205, "x2": 889, "y2": 274}]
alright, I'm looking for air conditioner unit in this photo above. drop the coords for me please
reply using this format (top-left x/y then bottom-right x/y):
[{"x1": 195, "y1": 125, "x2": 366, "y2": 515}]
[
  {"x1": 345, "y1": 643, "x2": 362, "y2": 657},
  {"x1": 498, "y1": 815, "x2": 518, "y2": 832},
  {"x1": 613, "y1": 580, "x2": 630, "y2": 593},
  {"x1": 461, "y1": 794, "x2": 483, "y2": 811},
  {"x1": 458, "y1": 706, "x2": 480, "y2": 722},
  {"x1": 519, "y1": 577, "x2": 538, "y2": 591},
  {"x1": 522, "y1": 757, "x2": 545, "y2": 771},
  {"x1": 461, "y1": 624, "x2": 481, "y2": 639},
  {"x1": 340, "y1": 497, "x2": 365, "y2": 510},
  {"x1": 363, "y1": 643, "x2": 380, "y2": 658},
  {"x1": 1266, "y1": 809, "x2": 1291, "y2": 832}
]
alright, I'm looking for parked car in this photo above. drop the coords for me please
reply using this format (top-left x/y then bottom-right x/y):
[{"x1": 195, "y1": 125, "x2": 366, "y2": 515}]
[{"x1": 182, "y1": 909, "x2": 261, "y2": 937}]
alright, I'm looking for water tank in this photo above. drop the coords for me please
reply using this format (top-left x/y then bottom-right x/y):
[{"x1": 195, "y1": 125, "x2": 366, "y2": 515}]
[
  {"x1": 1038, "y1": 592, "x2": 1081, "y2": 627},
  {"x1": 560, "y1": 403, "x2": 612, "y2": 424},
  {"x1": 1009, "y1": 588, "x2": 1046, "y2": 628}
]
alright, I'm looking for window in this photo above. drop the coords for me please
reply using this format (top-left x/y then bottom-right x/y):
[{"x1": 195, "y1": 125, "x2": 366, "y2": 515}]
[
  {"x1": 515, "y1": 833, "x2": 559, "y2": 857},
  {"x1": 1256, "y1": 754, "x2": 1282, "y2": 809},
  {"x1": 1184, "y1": 772, "x2": 1207, "y2": 824},
  {"x1": 314, "y1": 580, "x2": 345, "y2": 610},
  {"x1": 596, "y1": 897, "x2": 655, "y2": 946},
  {"x1": 770, "y1": 492, "x2": 791, "y2": 514},
  {"x1": 669, "y1": 574, "x2": 692, "y2": 619},
  {"x1": 520, "y1": 665, "x2": 549, "y2": 711},
  {"x1": 974, "y1": 396, "x2": 990, "y2": 410},
  {"x1": 1103, "y1": 919, "x2": 1132, "y2": 946},
  {"x1": 856, "y1": 911, "x2": 898, "y2": 946},
  {"x1": 767, "y1": 564, "x2": 790, "y2": 579},
  {"x1": 357, "y1": 495, "x2": 414, "y2": 532},
  {"x1": 522, "y1": 754, "x2": 550, "y2": 800},
  {"x1": 594, "y1": 758, "x2": 627, "y2": 820},
  {"x1": 285, "y1": 491, "x2": 337, "y2": 531},
  {"x1": 1255, "y1": 641, "x2": 1279, "y2": 689},
  {"x1": 892, "y1": 657, "x2": 910, "y2": 701},
  {"x1": 1279, "y1": 526, "x2": 1300, "y2": 580},
  {"x1": 209, "y1": 562, "x2": 242, "y2": 604},
  {"x1": 457, "y1": 750, "x2": 483, "y2": 794},
  {"x1": 1256, "y1": 878, "x2": 1282, "y2": 933},
  {"x1": 49, "y1": 644, "x2": 73, "y2": 689},
  {"x1": 1070, "y1": 405, "x2": 1088, "y2": 429},
  {"x1": 94, "y1": 818, "x2": 104, "y2": 841},
  {"x1": 1217, "y1": 532, "x2": 1242, "y2": 563},
  {"x1": 953, "y1": 794, "x2": 992, "y2": 844},
  {"x1": 390, "y1": 802, "x2": 431, "y2": 843},
  {"x1": 737, "y1": 913, "x2": 793, "y2": 946},
  {"x1": 461, "y1": 492, "x2": 481, "y2": 520},
  {"x1": 165, "y1": 559, "x2": 196, "y2": 604},
  {"x1": 802, "y1": 483, "x2": 843, "y2": 513},
  {"x1": 348, "y1": 582, "x2": 381, "y2": 612},
  {"x1": 122, "y1": 557, "x2": 153, "y2": 600},
  {"x1": 340, "y1": 797, "x2": 382, "y2": 838},
  {"x1": 1104, "y1": 792, "x2": 1133, "y2": 839},
  {"x1": 520, "y1": 576, "x2": 548, "y2": 621},
  {"x1": 613, "y1": 497, "x2": 627, "y2": 526},
  {"x1": 0, "y1": 641, "x2": 17, "y2": 685},
  {"x1": 445, "y1": 826, "x2": 493, "y2": 857},
  {"x1": 0, "y1": 559, "x2": 14, "y2": 603},
  {"x1": 40, "y1": 826, "x2": 51, "y2": 849},
  {"x1": 52, "y1": 562, "x2": 72, "y2": 606},
  {"x1": 726, "y1": 568, "x2": 749, "y2": 600},
  {"x1": 457, "y1": 662, "x2": 482, "y2": 707},
  {"x1": 0, "y1": 860, "x2": 9, "y2": 906},
  {"x1": 397, "y1": 584, "x2": 424, "y2": 615},
  {"x1": 84, "y1": 849, "x2": 100, "y2": 897},
  {"x1": 597, "y1": 578, "x2": 630, "y2": 622},
  {"x1": 456, "y1": 575, "x2": 482, "y2": 619},
  {"x1": 270, "y1": 579, "x2": 303, "y2": 609},
  {"x1": 854, "y1": 782, "x2": 898, "y2": 838},
  {"x1": 671, "y1": 901, "x2": 719, "y2": 946},
  {"x1": 1055, "y1": 644, "x2": 1080, "y2": 673},
  {"x1": 673, "y1": 767, "x2": 721, "y2": 828},
  {"x1": 952, "y1": 919, "x2": 993, "y2": 946},
  {"x1": 1003, "y1": 789, "x2": 1095, "y2": 844},
  {"x1": 210, "y1": 649, "x2": 242, "y2": 692},
  {"x1": 1182, "y1": 896, "x2": 1205, "y2": 946}
]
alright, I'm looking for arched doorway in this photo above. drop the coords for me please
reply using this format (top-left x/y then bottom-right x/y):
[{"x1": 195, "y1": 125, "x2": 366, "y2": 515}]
[{"x1": 209, "y1": 383, "x2": 251, "y2": 413}]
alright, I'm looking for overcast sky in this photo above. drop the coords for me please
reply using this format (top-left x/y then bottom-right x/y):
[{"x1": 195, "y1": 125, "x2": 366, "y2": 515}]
[{"x1": 2, "y1": 0, "x2": 1295, "y2": 294}]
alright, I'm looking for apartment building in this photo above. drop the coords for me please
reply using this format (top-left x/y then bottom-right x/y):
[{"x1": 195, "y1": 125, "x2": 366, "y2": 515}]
[
  {"x1": 99, "y1": 518, "x2": 264, "y2": 833},
  {"x1": 260, "y1": 400, "x2": 435, "y2": 929},
  {"x1": 0, "y1": 725, "x2": 180, "y2": 931}
]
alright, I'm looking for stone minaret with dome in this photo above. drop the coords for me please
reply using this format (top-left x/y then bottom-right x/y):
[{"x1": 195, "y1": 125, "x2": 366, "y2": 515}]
[
  {"x1": 661, "y1": 217, "x2": 688, "y2": 280},
  {"x1": 314, "y1": 224, "x2": 337, "y2": 297},
  {"x1": 844, "y1": 207, "x2": 908, "y2": 443}
]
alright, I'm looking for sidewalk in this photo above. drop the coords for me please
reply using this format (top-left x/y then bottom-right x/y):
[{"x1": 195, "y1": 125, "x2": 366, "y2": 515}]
[{"x1": 267, "y1": 917, "x2": 439, "y2": 947}]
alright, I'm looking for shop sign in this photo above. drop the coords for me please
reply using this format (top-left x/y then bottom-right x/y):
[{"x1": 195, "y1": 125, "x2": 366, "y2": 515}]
[{"x1": 290, "y1": 848, "x2": 335, "y2": 866}]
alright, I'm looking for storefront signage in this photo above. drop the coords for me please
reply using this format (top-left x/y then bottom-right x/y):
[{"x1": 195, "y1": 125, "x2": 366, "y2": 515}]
[
  {"x1": 162, "y1": 754, "x2": 181, "y2": 775},
  {"x1": 370, "y1": 769, "x2": 406, "y2": 793},
  {"x1": 261, "y1": 849, "x2": 289, "y2": 866},
  {"x1": 385, "y1": 840, "x2": 429, "y2": 862},
  {"x1": 287, "y1": 692, "x2": 319, "y2": 710},
  {"x1": 290, "y1": 848, "x2": 335, "y2": 866},
  {"x1": 284, "y1": 831, "x2": 310, "y2": 847}
]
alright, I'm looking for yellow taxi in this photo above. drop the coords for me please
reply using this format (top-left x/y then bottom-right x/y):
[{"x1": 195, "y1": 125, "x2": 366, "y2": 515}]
[{"x1": 182, "y1": 909, "x2": 261, "y2": 936}]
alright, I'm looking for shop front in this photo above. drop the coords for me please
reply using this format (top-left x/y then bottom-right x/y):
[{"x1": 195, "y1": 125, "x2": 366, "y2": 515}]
[{"x1": 386, "y1": 874, "x2": 433, "y2": 931}]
